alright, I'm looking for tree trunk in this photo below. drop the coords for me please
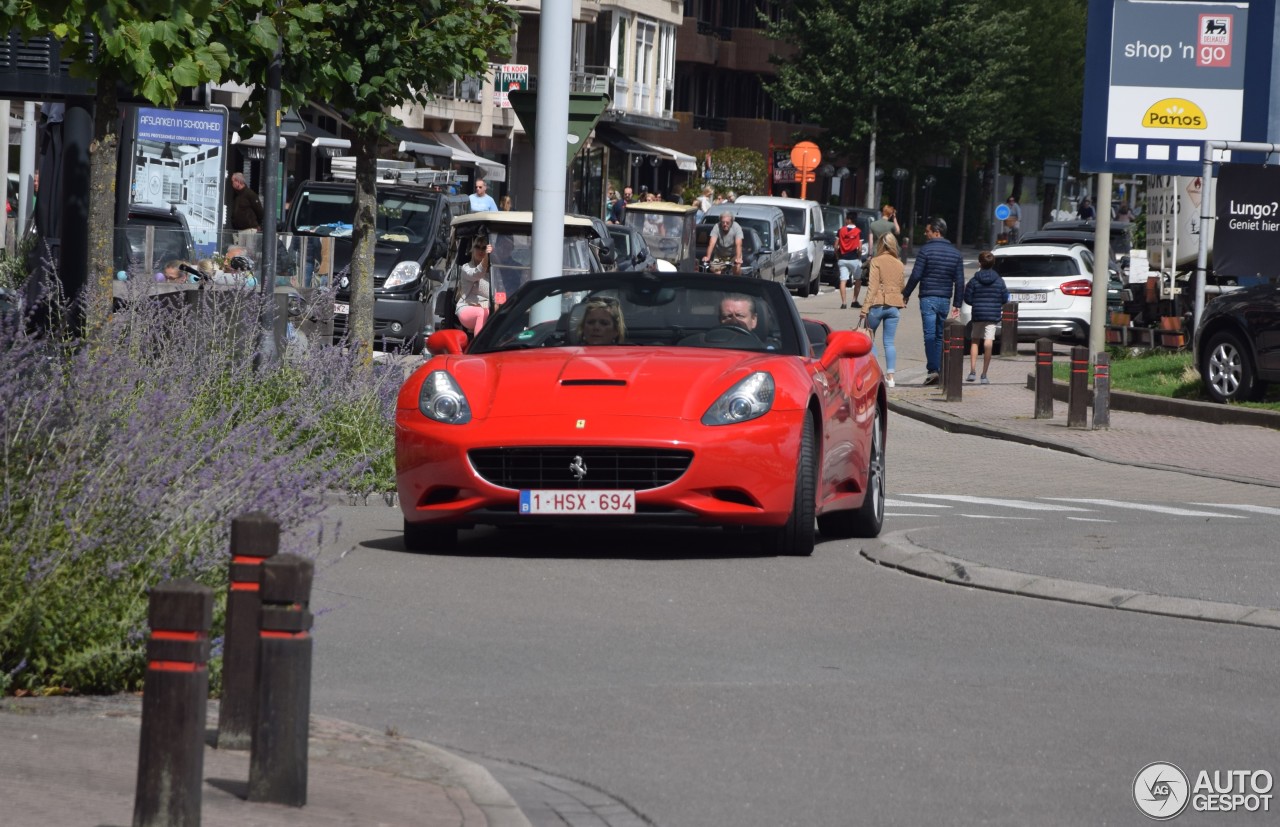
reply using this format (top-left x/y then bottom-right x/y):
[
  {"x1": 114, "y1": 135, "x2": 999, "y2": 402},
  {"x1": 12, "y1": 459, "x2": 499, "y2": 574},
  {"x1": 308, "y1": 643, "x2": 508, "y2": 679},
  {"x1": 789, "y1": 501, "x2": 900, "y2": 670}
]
[
  {"x1": 865, "y1": 106, "x2": 877, "y2": 209},
  {"x1": 86, "y1": 80, "x2": 120, "y2": 337},
  {"x1": 956, "y1": 144, "x2": 969, "y2": 246},
  {"x1": 349, "y1": 133, "x2": 377, "y2": 364}
]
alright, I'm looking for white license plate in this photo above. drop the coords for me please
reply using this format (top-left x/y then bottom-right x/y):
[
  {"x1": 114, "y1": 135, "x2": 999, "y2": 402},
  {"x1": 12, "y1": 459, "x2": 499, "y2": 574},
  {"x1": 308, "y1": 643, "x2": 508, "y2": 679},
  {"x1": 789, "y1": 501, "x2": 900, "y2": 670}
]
[
  {"x1": 519, "y1": 490, "x2": 636, "y2": 515},
  {"x1": 334, "y1": 301, "x2": 349, "y2": 315},
  {"x1": 1012, "y1": 292, "x2": 1048, "y2": 303}
]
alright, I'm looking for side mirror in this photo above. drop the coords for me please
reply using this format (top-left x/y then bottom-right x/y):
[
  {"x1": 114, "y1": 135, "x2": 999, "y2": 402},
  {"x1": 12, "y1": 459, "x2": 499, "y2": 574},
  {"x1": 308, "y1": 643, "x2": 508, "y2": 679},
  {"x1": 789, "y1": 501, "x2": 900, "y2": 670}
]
[
  {"x1": 819, "y1": 329, "x2": 873, "y2": 370},
  {"x1": 634, "y1": 252, "x2": 646, "y2": 264},
  {"x1": 424, "y1": 267, "x2": 446, "y2": 284},
  {"x1": 427, "y1": 329, "x2": 469, "y2": 355}
]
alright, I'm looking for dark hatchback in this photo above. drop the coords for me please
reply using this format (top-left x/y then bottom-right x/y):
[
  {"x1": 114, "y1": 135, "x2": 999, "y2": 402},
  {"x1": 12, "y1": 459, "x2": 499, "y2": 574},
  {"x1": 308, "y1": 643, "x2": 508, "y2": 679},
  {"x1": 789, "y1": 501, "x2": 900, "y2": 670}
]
[
  {"x1": 1195, "y1": 279, "x2": 1280, "y2": 403},
  {"x1": 286, "y1": 180, "x2": 468, "y2": 352},
  {"x1": 607, "y1": 224, "x2": 659, "y2": 272}
]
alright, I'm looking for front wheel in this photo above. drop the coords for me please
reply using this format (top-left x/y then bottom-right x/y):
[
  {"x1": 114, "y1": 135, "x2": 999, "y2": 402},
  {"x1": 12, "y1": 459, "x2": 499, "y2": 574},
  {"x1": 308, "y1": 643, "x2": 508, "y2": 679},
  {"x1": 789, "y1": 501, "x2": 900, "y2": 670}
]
[
  {"x1": 761, "y1": 415, "x2": 817, "y2": 556},
  {"x1": 1202, "y1": 330, "x2": 1266, "y2": 403}
]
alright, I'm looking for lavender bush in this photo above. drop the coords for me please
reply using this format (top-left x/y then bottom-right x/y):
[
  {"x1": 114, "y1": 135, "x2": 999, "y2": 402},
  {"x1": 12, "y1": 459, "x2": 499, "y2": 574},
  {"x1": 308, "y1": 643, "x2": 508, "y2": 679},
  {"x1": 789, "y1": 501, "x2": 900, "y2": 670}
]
[{"x1": 0, "y1": 282, "x2": 401, "y2": 695}]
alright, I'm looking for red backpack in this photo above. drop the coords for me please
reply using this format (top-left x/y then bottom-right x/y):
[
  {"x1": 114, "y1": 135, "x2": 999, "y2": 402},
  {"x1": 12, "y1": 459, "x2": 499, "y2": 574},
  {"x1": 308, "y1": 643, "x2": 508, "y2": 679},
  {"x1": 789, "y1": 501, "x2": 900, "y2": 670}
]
[{"x1": 837, "y1": 224, "x2": 861, "y2": 256}]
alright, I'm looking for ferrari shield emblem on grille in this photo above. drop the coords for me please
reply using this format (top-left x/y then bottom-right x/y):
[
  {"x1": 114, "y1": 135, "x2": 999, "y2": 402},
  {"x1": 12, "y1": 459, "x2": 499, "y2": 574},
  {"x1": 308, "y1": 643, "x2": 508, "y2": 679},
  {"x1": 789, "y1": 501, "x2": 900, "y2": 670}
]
[{"x1": 569, "y1": 455, "x2": 588, "y2": 481}]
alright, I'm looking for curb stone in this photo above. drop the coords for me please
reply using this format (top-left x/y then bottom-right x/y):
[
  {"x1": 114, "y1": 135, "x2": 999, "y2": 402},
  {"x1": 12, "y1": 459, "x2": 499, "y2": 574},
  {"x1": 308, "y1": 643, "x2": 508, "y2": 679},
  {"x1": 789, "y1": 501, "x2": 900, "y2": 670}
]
[{"x1": 865, "y1": 530, "x2": 1280, "y2": 631}]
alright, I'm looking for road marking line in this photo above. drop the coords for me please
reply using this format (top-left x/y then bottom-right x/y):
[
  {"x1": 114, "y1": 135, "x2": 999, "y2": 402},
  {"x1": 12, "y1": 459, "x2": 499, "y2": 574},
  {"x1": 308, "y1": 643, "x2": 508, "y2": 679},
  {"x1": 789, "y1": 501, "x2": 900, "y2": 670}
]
[
  {"x1": 902, "y1": 494, "x2": 1093, "y2": 511},
  {"x1": 1190, "y1": 502, "x2": 1280, "y2": 516},
  {"x1": 1046, "y1": 498, "x2": 1247, "y2": 518},
  {"x1": 960, "y1": 514, "x2": 1039, "y2": 520},
  {"x1": 1067, "y1": 517, "x2": 1116, "y2": 523},
  {"x1": 885, "y1": 498, "x2": 952, "y2": 508}
]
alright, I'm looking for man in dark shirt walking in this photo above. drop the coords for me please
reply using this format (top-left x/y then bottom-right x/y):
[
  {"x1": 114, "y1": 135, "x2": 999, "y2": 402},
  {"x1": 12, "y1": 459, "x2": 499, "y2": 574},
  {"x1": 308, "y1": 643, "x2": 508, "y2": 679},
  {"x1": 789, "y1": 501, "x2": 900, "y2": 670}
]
[
  {"x1": 229, "y1": 172, "x2": 264, "y2": 253},
  {"x1": 902, "y1": 217, "x2": 965, "y2": 385}
]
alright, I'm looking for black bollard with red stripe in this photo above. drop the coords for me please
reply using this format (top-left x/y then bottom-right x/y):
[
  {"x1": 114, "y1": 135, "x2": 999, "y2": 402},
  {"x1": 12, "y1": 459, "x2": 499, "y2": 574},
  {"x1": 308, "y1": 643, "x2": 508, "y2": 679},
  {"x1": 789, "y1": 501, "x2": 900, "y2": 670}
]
[
  {"x1": 248, "y1": 554, "x2": 314, "y2": 807},
  {"x1": 999, "y1": 301, "x2": 1018, "y2": 357},
  {"x1": 216, "y1": 512, "x2": 279, "y2": 750},
  {"x1": 1068, "y1": 345, "x2": 1090, "y2": 429},
  {"x1": 1093, "y1": 352, "x2": 1111, "y2": 430},
  {"x1": 133, "y1": 581, "x2": 213, "y2": 827},
  {"x1": 1034, "y1": 338, "x2": 1054, "y2": 419},
  {"x1": 944, "y1": 319, "x2": 965, "y2": 402}
]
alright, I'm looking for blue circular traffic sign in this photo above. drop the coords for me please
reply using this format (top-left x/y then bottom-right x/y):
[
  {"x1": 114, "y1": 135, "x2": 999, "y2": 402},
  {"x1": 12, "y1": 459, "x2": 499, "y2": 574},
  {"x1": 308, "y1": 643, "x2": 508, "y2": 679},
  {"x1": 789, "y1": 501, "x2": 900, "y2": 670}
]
[{"x1": 994, "y1": 204, "x2": 1011, "y2": 221}]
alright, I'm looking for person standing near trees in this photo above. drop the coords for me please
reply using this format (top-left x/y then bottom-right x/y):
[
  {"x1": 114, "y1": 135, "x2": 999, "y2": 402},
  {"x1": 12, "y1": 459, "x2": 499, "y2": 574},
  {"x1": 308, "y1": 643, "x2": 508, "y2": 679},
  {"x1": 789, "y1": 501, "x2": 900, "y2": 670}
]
[
  {"x1": 869, "y1": 204, "x2": 900, "y2": 255},
  {"x1": 859, "y1": 233, "x2": 906, "y2": 388},
  {"x1": 228, "y1": 172, "x2": 264, "y2": 252},
  {"x1": 902, "y1": 216, "x2": 965, "y2": 386},
  {"x1": 962, "y1": 250, "x2": 1009, "y2": 384}
]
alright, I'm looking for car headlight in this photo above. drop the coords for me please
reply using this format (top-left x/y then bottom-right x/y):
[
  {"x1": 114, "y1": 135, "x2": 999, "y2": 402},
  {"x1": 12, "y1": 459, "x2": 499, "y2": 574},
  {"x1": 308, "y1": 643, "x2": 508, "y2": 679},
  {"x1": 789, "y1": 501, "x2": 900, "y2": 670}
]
[
  {"x1": 702, "y1": 372, "x2": 775, "y2": 426},
  {"x1": 790, "y1": 250, "x2": 806, "y2": 263},
  {"x1": 419, "y1": 371, "x2": 472, "y2": 424},
  {"x1": 384, "y1": 260, "x2": 421, "y2": 288}
]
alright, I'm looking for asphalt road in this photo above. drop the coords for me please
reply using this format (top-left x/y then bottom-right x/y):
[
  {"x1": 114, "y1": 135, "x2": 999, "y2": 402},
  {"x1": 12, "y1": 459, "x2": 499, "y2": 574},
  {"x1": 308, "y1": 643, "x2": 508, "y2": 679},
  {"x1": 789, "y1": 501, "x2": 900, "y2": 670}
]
[
  {"x1": 305, "y1": 415, "x2": 1279, "y2": 826},
  {"x1": 301, "y1": 278, "x2": 1280, "y2": 825}
]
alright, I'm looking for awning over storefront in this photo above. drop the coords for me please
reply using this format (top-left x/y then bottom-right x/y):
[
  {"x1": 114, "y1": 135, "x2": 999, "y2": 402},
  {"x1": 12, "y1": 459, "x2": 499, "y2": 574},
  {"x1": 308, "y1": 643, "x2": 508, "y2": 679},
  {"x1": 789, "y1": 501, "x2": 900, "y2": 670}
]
[
  {"x1": 428, "y1": 132, "x2": 506, "y2": 183},
  {"x1": 630, "y1": 136, "x2": 697, "y2": 172},
  {"x1": 595, "y1": 126, "x2": 697, "y2": 172}
]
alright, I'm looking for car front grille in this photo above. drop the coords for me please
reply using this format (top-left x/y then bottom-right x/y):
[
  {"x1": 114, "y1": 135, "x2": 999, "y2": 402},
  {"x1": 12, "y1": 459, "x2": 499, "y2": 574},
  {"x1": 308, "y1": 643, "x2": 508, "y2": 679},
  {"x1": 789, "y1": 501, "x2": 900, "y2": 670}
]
[{"x1": 469, "y1": 447, "x2": 694, "y2": 491}]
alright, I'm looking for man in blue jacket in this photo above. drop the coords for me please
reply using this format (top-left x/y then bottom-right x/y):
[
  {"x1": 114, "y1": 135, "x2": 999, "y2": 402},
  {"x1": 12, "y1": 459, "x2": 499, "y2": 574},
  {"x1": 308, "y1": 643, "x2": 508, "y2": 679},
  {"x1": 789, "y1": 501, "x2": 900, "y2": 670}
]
[{"x1": 902, "y1": 217, "x2": 965, "y2": 385}]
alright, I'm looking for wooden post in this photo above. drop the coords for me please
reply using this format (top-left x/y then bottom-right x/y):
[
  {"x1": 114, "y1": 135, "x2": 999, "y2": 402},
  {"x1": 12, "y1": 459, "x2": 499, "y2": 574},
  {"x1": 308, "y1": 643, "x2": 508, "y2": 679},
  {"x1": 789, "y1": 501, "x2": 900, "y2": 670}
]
[
  {"x1": 216, "y1": 513, "x2": 279, "y2": 750},
  {"x1": 999, "y1": 301, "x2": 1018, "y2": 357},
  {"x1": 133, "y1": 581, "x2": 213, "y2": 827},
  {"x1": 1034, "y1": 338, "x2": 1054, "y2": 419},
  {"x1": 1093, "y1": 352, "x2": 1111, "y2": 430},
  {"x1": 248, "y1": 554, "x2": 314, "y2": 807},
  {"x1": 1067, "y1": 345, "x2": 1090, "y2": 428},
  {"x1": 944, "y1": 319, "x2": 964, "y2": 402}
]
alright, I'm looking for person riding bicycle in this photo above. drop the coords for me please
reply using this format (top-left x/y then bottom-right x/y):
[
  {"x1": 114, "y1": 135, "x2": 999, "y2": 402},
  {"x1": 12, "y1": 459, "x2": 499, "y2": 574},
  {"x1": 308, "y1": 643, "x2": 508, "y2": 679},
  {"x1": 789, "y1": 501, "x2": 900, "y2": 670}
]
[{"x1": 702, "y1": 211, "x2": 743, "y2": 275}]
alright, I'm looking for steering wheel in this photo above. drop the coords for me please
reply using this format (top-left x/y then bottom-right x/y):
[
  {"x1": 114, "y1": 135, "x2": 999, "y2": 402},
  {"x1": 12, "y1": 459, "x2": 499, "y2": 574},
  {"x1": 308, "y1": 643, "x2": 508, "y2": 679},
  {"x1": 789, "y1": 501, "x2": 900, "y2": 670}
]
[{"x1": 702, "y1": 324, "x2": 761, "y2": 346}]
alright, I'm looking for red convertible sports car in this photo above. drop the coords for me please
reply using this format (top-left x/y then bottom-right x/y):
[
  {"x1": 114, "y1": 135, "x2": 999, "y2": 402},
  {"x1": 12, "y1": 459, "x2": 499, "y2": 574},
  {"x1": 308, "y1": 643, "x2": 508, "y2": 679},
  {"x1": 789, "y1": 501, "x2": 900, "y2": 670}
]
[{"x1": 396, "y1": 271, "x2": 886, "y2": 556}]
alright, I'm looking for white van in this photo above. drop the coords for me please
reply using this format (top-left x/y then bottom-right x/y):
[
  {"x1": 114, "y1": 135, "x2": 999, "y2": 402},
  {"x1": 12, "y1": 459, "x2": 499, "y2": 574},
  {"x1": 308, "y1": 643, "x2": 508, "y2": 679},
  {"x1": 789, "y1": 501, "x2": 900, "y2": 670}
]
[{"x1": 733, "y1": 196, "x2": 825, "y2": 297}]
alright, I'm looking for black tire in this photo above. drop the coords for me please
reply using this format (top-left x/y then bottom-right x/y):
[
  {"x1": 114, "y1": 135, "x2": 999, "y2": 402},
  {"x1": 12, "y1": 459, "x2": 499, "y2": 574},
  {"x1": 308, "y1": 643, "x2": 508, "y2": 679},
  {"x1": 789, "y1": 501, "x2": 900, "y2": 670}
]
[
  {"x1": 1202, "y1": 329, "x2": 1266, "y2": 403},
  {"x1": 762, "y1": 415, "x2": 817, "y2": 556},
  {"x1": 809, "y1": 273, "x2": 821, "y2": 296},
  {"x1": 403, "y1": 518, "x2": 457, "y2": 553},
  {"x1": 796, "y1": 277, "x2": 811, "y2": 298}
]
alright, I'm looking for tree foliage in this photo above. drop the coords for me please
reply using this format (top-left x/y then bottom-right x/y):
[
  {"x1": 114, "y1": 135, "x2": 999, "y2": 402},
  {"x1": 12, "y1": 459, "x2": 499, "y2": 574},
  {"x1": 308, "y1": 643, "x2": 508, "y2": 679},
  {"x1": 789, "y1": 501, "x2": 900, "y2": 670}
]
[
  {"x1": 708, "y1": 147, "x2": 769, "y2": 196},
  {"x1": 0, "y1": 0, "x2": 242, "y2": 331},
  {"x1": 766, "y1": 0, "x2": 1081, "y2": 176},
  {"x1": 225, "y1": 0, "x2": 516, "y2": 358}
]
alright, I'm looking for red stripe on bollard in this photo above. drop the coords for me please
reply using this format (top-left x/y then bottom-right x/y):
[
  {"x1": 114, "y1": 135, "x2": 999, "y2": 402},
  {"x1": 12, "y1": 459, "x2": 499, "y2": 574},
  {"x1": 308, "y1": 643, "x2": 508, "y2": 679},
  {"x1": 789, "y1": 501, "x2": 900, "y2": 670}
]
[
  {"x1": 150, "y1": 630, "x2": 203, "y2": 642},
  {"x1": 230, "y1": 582, "x2": 260, "y2": 592},
  {"x1": 148, "y1": 660, "x2": 205, "y2": 673},
  {"x1": 260, "y1": 630, "x2": 310, "y2": 640}
]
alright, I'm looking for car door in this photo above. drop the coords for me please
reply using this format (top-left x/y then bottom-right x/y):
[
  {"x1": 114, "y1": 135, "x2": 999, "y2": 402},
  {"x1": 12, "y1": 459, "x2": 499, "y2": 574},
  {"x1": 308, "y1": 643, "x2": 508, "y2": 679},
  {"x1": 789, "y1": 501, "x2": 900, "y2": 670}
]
[
  {"x1": 807, "y1": 205, "x2": 824, "y2": 280},
  {"x1": 770, "y1": 214, "x2": 790, "y2": 283}
]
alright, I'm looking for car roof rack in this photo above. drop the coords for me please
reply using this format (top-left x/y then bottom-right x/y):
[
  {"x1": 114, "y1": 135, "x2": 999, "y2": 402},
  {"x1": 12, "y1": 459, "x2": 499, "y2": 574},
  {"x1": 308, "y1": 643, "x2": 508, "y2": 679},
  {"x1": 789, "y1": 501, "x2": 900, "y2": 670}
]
[{"x1": 329, "y1": 157, "x2": 460, "y2": 188}]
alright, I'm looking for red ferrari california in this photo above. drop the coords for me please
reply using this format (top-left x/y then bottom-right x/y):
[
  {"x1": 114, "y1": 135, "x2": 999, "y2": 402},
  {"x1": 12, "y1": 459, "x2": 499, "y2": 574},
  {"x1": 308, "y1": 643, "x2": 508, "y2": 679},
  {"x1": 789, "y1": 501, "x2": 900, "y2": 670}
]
[{"x1": 396, "y1": 272, "x2": 886, "y2": 556}]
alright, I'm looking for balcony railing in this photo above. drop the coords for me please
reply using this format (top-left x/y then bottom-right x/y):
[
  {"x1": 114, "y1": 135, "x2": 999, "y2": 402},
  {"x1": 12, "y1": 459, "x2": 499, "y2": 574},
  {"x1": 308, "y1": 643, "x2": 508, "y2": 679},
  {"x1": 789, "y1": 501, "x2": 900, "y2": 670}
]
[{"x1": 533, "y1": 66, "x2": 673, "y2": 121}]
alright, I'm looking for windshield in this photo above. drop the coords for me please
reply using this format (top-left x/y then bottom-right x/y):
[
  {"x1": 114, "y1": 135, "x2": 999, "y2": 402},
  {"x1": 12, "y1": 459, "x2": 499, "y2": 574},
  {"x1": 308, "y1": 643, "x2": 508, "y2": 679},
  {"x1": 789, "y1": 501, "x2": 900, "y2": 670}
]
[
  {"x1": 777, "y1": 206, "x2": 807, "y2": 235},
  {"x1": 474, "y1": 232, "x2": 601, "y2": 303},
  {"x1": 623, "y1": 212, "x2": 690, "y2": 264},
  {"x1": 291, "y1": 188, "x2": 437, "y2": 246},
  {"x1": 471, "y1": 274, "x2": 802, "y2": 355}
]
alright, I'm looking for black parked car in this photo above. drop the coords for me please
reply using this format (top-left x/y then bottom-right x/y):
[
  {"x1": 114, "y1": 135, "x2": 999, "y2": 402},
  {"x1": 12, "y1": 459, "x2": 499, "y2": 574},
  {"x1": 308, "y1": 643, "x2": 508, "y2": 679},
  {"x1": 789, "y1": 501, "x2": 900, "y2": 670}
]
[
  {"x1": 820, "y1": 206, "x2": 876, "y2": 287},
  {"x1": 1195, "y1": 280, "x2": 1280, "y2": 403},
  {"x1": 607, "y1": 224, "x2": 658, "y2": 272},
  {"x1": 114, "y1": 204, "x2": 196, "y2": 276},
  {"x1": 286, "y1": 179, "x2": 468, "y2": 353}
]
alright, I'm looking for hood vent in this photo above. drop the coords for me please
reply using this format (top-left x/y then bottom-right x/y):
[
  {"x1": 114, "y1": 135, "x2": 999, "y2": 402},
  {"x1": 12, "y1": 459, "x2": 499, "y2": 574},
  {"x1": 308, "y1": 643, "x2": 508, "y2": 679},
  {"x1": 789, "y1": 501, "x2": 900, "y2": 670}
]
[{"x1": 560, "y1": 379, "x2": 627, "y2": 386}]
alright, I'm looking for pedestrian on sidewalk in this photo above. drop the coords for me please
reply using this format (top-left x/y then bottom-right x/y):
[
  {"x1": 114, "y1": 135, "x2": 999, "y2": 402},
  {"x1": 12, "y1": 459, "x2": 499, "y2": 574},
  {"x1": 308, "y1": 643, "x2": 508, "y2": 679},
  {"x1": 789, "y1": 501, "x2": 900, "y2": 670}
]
[
  {"x1": 902, "y1": 216, "x2": 965, "y2": 385},
  {"x1": 836, "y1": 210, "x2": 864, "y2": 309},
  {"x1": 860, "y1": 232, "x2": 906, "y2": 388},
  {"x1": 962, "y1": 250, "x2": 1009, "y2": 384}
]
